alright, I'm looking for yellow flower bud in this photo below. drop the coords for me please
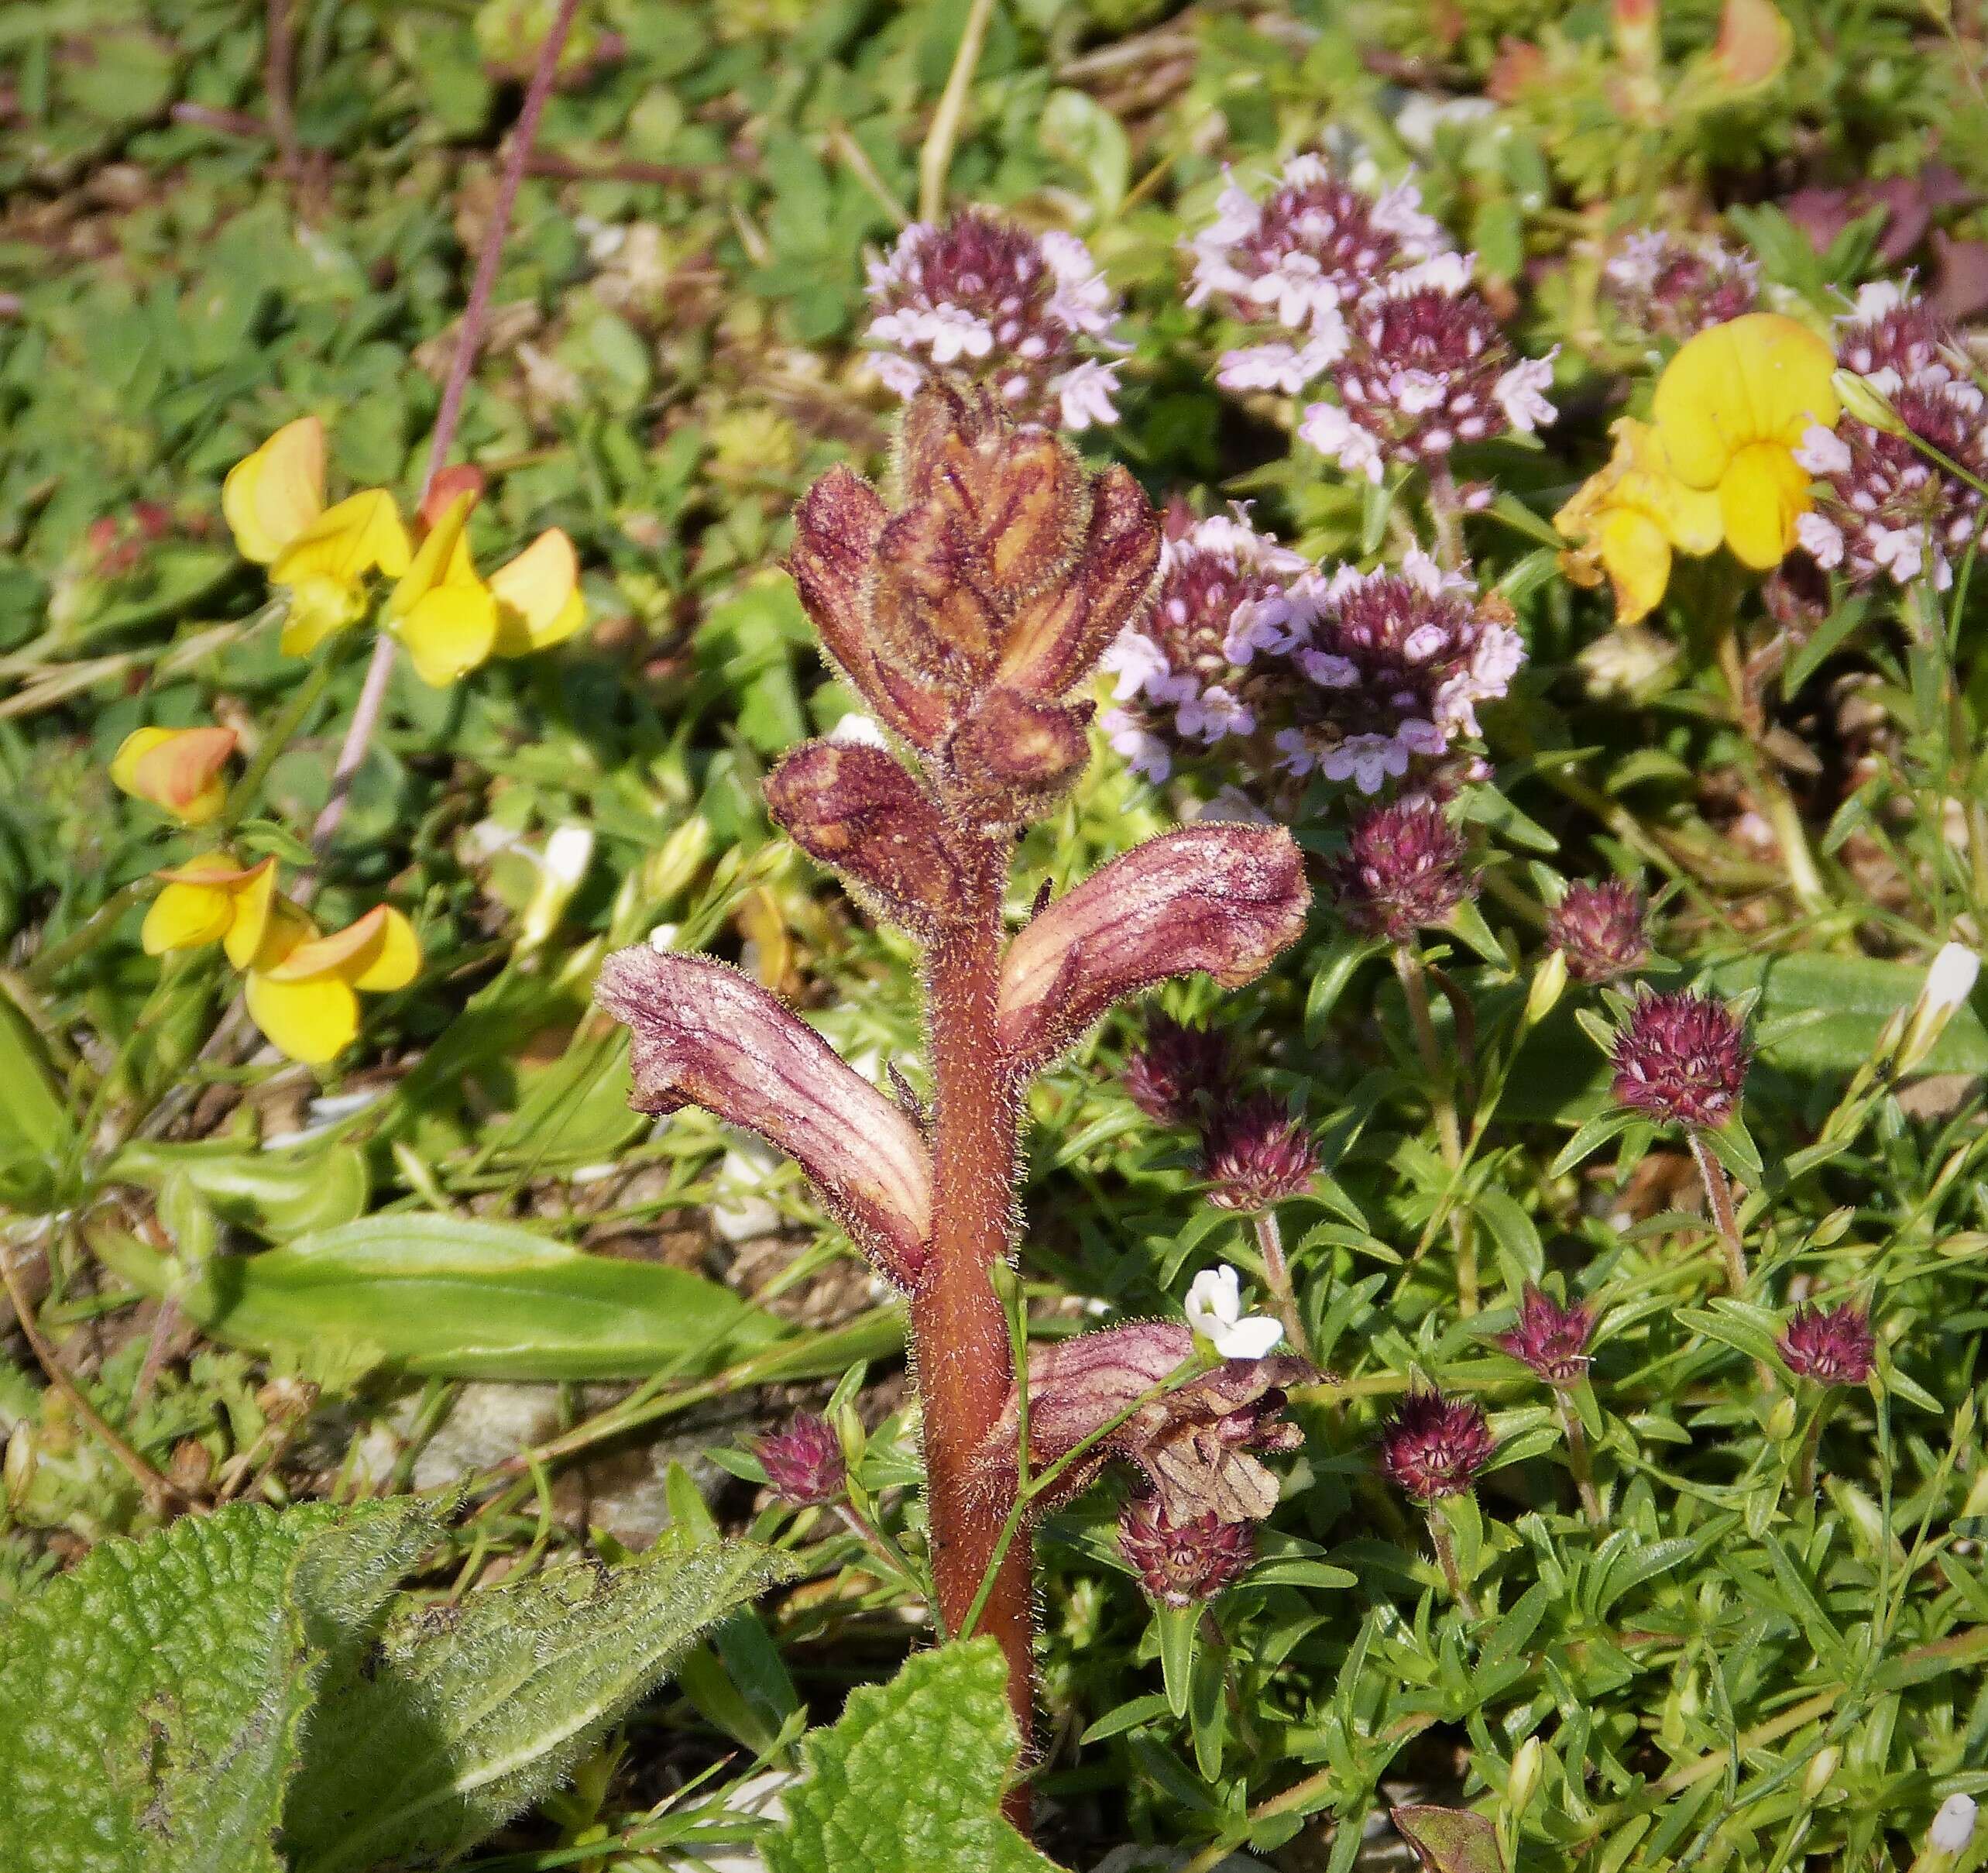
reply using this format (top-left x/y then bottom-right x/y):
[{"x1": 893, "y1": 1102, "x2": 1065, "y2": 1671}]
[{"x1": 110, "y1": 725, "x2": 237, "y2": 826}]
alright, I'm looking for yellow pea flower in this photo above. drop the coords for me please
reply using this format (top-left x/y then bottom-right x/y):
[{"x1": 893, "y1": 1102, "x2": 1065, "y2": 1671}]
[
  {"x1": 385, "y1": 492, "x2": 585, "y2": 687},
  {"x1": 1649, "y1": 312, "x2": 1840, "y2": 571},
  {"x1": 141, "y1": 855, "x2": 278, "y2": 957},
  {"x1": 1555, "y1": 420, "x2": 1722, "y2": 624},
  {"x1": 242, "y1": 902, "x2": 423, "y2": 1065},
  {"x1": 110, "y1": 725, "x2": 238, "y2": 826},
  {"x1": 223, "y1": 417, "x2": 413, "y2": 657}
]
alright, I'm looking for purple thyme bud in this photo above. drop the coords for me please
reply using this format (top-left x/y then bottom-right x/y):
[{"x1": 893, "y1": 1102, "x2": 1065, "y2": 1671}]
[
  {"x1": 1298, "y1": 255, "x2": 1557, "y2": 483},
  {"x1": 754, "y1": 1412, "x2": 845, "y2": 1507},
  {"x1": 1199, "y1": 1091, "x2": 1320, "y2": 1209},
  {"x1": 1379, "y1": 1389, "x2": 1496, "y2": 1502},
  {"x1": 864, "y1": 208, "x2": 1128, "y2": 430},
  {"x1": 1602, "y1": 229, "x2": 1760, "y2": 342},
  {"x1": 1494, "y1": 1285, "x2": 1596, "y2": 1387},
  {"x1": 1609, "y1": 988, "x2": 1751, "y2": 1130},
  {"x1": 1328, "y1": 796, "x2": 1479, "y2": 943},
  {"x1": 1780, "y1": 1303, "x2": 1876, "y2": 1386},
  {"x1": 1795, "y1": 283, "x2": 1988, "y2": 591},
  {"x1": 1118, "y1": 1495, "x2": 1255, "y2": 1607},
  {"x1": 1123, "y1": 1015, "x2": 1234, "y2": 1126},
  {"x1": 1546, "y1": 878, "x2": 1650, "y2": 984}
]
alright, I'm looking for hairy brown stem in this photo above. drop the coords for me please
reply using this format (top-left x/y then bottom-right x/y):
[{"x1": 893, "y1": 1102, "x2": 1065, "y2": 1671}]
[
  {"x1": 1252, "y1": 1210, "x2": 1308, "y2": 1359},
  {"x1": 1427, "y1": 1505, "x2": 1478, "y2": 1618},
  {"x1": 309, "y1": 0, "x2": 582, "y2": 862},
  {"x1": 916, "y1": 840, "x2": 1035, "y2": 1820}
]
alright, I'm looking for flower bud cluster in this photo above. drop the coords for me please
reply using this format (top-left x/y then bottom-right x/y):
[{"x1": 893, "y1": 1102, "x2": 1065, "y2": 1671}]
[
  {"x1": 864, "y1": 210, "x2": 1129, "y2": 431},
  {"x1": 1379, "y1": 1388, "x2": 1496, "y2": 1501},
  {"x1": 1795, "y1": 284, "x2": 1988, "y2": 590},
  {"x1": 1602, "y1": 230, "x2": 1760, "y2": 345},
  {"x1": 1609, "y1": 988, "x2": 1751, "y2": 1129},
  {"x1": 1102, "y1": 528, "x2": 1524, "y2": 794},
  {"x1": 1190, "y1": 155, "x2": 1558, "y2": 480},
  {"x1": 1546, "y1": 878, "x2": 1650, "y2": 983},
  {"x1": 1780, "y1": 1303, "x2": 1876, "y2": 1386},
  {"x1": 1328, "y1": 796, "x2": 1481, "y2": 941}
]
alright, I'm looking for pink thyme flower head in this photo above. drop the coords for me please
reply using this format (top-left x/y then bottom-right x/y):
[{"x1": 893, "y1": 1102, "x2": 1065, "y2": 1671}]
[
  {"x1": 1780, "y1": 1302, "x2": 1876, "y2": 1386},
  {"x1": 754, "y1": 1411, "x2": 845, "y2": 1507},
  {"x1": 1602, "y1": 230, "x2": 1760, "y2": 343},
  {"x1": 1298, "y1": 256, "x2": 1558, "y2": 483},
  {"x1": 1546, "y1": 878, "x2": 1650, "y2": 983},
  {"x1": 1187, "y1": 152, "x2": 1446, "y2": 335},
  {"x1": 1609, "y1": 988, "x2": 1751, "y2": 1129},
  {"x1": 1328, "y1": 796, "x2": 1479, "y2": 942},
  {"x1": 1124, "y1": 1015, "x2": 1234, "y2": 1126},
  {"x1": 864, "y1": 208, "x2": 1128, "y2": 430},
  {"x1": 1269, "y1": 552, "x2": 1526, "y2": 792},
  {"x1": 1199, "y1": 1091, "x2": 1320, "y2": 1209},
  {"x1": 1795, "y1": 284, "x2": 1987, "y2": 591},
  {"x1": 1379, "y1": 1388, "x2": 1495, "y2": 1501},
  {"x1": 1118, "y1": 1495, "x2": 1255, "y2": 1607},
  {"x1": 1495, "y1": 1284, "x2": 1596, "y2": 1387}
]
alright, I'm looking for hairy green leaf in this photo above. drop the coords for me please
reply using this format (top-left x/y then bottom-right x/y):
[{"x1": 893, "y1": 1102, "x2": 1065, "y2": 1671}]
[
  {"x1": 0, "y1": 1498, "x2": 438, "y2": 1873},
  {"x1": 768, "y1": 1640, "x2": 1060, "y2": 1873},
  {"x1": 285, "y1": 1538, "x2": 796, "y2": 1872}
]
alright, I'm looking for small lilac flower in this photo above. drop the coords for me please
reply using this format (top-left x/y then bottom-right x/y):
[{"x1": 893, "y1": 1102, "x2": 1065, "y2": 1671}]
[
  {"x1": 1123, "y1": 1015, "x2": 1233, "y2": 1126},
  {"x1": 1328, "y1": 796, "x2": 1479, "y2": 942},
  {"x1": 1198, "y1": 1093, "x2": 1320, "y2": 1211},
  {"x1": 1495, "y1": 1285, "x2": 1596, "y2": 1387},
  {"x1": 1299, "y1": 256, "x2": 1559, "y2": 480},
  {"x1": 1609, "y1": 989, "x2": 1751, "y2": 1130},
  {"x1": 1780, "y1": 1303, "x2": 1876, "y2": 1386},
  {"x1": 864, "y1": 209, "x2": 1129, "y2": 429},
  {"x1": 1546, "y1": 878, "x2": 1650, "y2": 983},
  {"x1": 1602, "y1": 230, "x2": 1760, "y2": 343},
  {"x1": 1797, "y1": 284, "x2": 1987, "y2": 592},
  {"x1": 1379, "y1": 1389, "x2": 1495, "y2": 1501},
  {"x1": 1119, "y1": 1496, "x2": 1255, "y2": 1607},
  {"x1": 754, "y1": 1412, "x2": 845, "y2": 1507}
]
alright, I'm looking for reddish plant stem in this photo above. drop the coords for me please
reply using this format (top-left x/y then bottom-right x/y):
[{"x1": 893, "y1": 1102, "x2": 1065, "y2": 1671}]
[
  {"x1": 308, "y1": 0, "x2": 582, "y2": 861},
  {"x1": 263, "y1": 0, "x2": 300, "y2": 173},
  {"x1": 915, "y1": 838, "x2": 1036, "y2": 1822}
]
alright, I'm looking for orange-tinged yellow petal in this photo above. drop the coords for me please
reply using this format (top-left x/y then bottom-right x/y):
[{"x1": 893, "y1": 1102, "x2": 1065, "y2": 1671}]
[
  {"x1": 224, "y1": 418, "x2": 326, "y2": 565},
  {"x1": 387, "y1": 493, "x2": 499, "y2": 685},
  {"x1": 489, "y1": 529, "x2": 585, "y2": 657},
  {"x1": 142, "y1": 880, "x2": 235, "y2": 954},
  {"x1": 244, "y1": 970, "x2": 360, "y2": 1065},
  {"x1": 220, "y1": 859, "x2": 283, "y2": 970},
  {"x1": 1595, "y1": 510, "x2": 1674, "y2": 626},
  {"x1": 1719, "y1": 440, "x2": 1815, "y2": 569},
  {"x1": 263, "y1": 903, "x2": 421, "y2": 991},
  {"x1": 112, "y1": 726, "x2": 238, "y2": 824},
  {"x1": 271, "y1": 489, "x2": 413, "y2": 592},
  {"x1": 1651, "y1": 314, "x2": 1839, "y2": 489}
]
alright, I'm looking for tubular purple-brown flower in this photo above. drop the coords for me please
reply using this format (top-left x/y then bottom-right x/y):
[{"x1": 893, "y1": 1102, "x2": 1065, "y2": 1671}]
[
  {"x1": 996, "y1": 823, "x2": 1310, "y2": 1070},
  {"x1": 595, "y1": 949, "x2": 932, "y2": 1287},
  {"x1": 983, "y1": 1321, "x2": 1310, "y2": 1524},
  {"x1": 764, "y1": 739, "x2": 967, "y2": 936}
]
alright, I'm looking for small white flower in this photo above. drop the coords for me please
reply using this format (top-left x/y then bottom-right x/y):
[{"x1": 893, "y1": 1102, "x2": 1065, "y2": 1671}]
[
  {"x1": 1184, "y1": 1264, "x2": 1285, "y2": 1359},
  {"x1": 1795, "y1": 422, "x2": 1854, "y2": 476},
  {"x1": 1049, "y1": 357, "x2": 1121, "y2": 431},
  {"x1": 1100, "y1": 629, "x2": 1174, "y2": 701},
  {"x1": 1299, "y1": 401, "x2": 1385, "y2": 482},
  {"x1": 1320, "y1": 730, "x2": 1411, "y2": 792},
  {"x1": 1102, "y1": 707, "x2": 1171, "y2": 782},
  {"x1": 1495, "y1": 352, "x2": 1559, "y2": 434},
  {"x1": 1924, "y1": 941, "x2": 1981, "y2": 1015},
  {"x1": 1795, "y1": 511, "x2": 1846, "y2": 569},
  {"x1": 541, "y1": 824, "x2": 594, "y2": 892},
  {"x1": 1931, "y1": 1793, "x2": 1977, "y2": 1854}
]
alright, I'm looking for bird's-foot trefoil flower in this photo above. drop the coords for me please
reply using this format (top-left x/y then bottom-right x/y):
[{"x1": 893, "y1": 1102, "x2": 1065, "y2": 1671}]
[
  {"x1": 1554, "y1": 418, "x2": 1722, "y2": 623},
  {"x1": 223, "y1": 417, "x2": 412, "y2": 656},
  {"x1": 111, "y1": 726, "x2": 238, "y2": 826}
]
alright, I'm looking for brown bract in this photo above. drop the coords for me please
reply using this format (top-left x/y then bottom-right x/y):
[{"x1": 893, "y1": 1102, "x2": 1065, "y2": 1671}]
[
  {"x1": 785, "y1": 381, "x2": 1162, "y2": 827},
  {"x1": 997, "y1": 823, "x2": 1310, "y2": 1070},
  {"x1": 593, "y1": 949, "x2": 932, "y2": 1287}
]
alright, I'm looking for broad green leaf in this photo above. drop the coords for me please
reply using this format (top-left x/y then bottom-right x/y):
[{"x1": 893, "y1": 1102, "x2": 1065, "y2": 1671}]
[
  {"x1": 0, "y1": 1498, "x2": 438, "y2": 1873},
  {"x1": 0, "y1": 996, "x2": 70, "y2": 1207},
  {"x1": 767, "y1": 1640, "x2": 1059, "y2": 1873},
  {"x1": 112, "y1": 1140, "x2": 369, "y2": 1241},
  {"x1": 93, "y1": 1215, "x2": 787, "y2": 1381},
  {"x1": 286, "y1": 1539, "x2": 795, "y2": 1873}
]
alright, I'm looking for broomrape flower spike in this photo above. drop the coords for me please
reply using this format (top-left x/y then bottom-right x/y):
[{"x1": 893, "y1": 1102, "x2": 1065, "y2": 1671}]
[
  {"x1": 1185, "y1": 1264, "x2": 1285, "y2": 1359},
  {"x1": 110, "y1": 726, "x2": 238, "y2": 826},
  {"x1": 224, "y1": 417, "x2": 411, "y2": 656},
  {"x1": 594, "y1": 383, "x2": 1312, "y2": 1786}
]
